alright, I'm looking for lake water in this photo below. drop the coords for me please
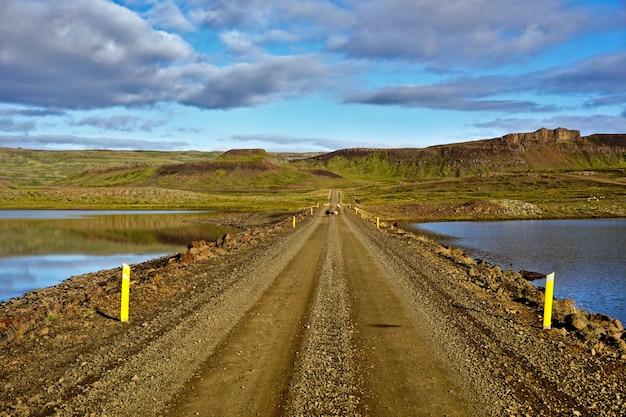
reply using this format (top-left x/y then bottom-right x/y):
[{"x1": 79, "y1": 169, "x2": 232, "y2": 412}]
[
  {"x1": 409, "y1": 219, "x2": 626, "y2": 324},
  {"x1": 0, "y1": 210, "x2": 238, "y2": 302}
]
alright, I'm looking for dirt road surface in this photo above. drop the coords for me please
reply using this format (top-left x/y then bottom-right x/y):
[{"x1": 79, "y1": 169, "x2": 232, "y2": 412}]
[
  {"x1": 167, "y1": 191, "x2": 470, "y2": 416},
  {"x1": 2, "y1": 190, "x2": 625, "y2": 416}
]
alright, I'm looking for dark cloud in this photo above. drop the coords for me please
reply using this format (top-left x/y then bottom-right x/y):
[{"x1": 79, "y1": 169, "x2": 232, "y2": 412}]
[
  {"x1": 74, "y1": 115, "x2": 167, "y2": 132},
  {"x1": 0, "y1": 0, "x2": 624, "y2": 133},
  {"x1": 0, "y1": 0, "x2": 192, "y2": 109},
  {"x1": 343, "y1": 81, "x2": 557, "y2": 113},
  {"x1": 0, "y1": 134, "x2": 190, "y2": 150},
  {"x1": 177, "y1": 55, "x2": 333, "y2": 109},
  {"x1": 584, "y1": 96, "x2": 626, "y2": 109},
  {"x1": 188, "y1": 0, "x2": 350, "y2": 31},
  {"x1": 0, "y1": 108, "x2": 66, "y2": 117},
  {"x1": 0, "y1": 0, "x2": 336, "y2": 111},
  {"x1": 538, "y1": 52, "x2": 626, "y2": 97},
  {"x1": 333, "y1": 0, "x2": 599, "y2": 66},
  {"x1": 343, "y1": 48, "x2": 626, "y2": 113},
  {"x1": 0, "y1": 107, "x2": 66, "y2": 133},
  {"x1": 0, "y1": 118, "x2": 36, "y2": 133}
]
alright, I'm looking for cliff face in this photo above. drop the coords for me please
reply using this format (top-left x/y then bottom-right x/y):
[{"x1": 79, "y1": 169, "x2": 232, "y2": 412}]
[{"x1": 501, "y1": 127, "x2": 582, "y2": 147}]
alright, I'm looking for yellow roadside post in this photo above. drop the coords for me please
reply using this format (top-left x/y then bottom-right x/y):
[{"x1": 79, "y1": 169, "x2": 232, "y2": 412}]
[
  {"x1": 292, "y1": 216, "x2": 296, "y2": 228},
  {"x1": 376, "y1": 217, "x2": 380, "y2": 228},
  {"x1": 543, "y1": 272, "x2": 555, "y2": 329},
  {"x1": 310, "y1": 207, "x2": 313, "y2": 215},
  {"x1": 120, "y1": 263, "x2": 130, "y2": 322}
]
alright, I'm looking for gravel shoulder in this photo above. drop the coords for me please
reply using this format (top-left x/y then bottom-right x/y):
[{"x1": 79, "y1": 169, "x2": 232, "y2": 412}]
[{"x1": 1, "y1": 192, "x2": 625, "y2": 416}]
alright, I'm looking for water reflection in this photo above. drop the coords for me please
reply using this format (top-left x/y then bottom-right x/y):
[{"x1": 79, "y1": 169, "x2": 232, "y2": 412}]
[
  {"x1": 0, "y1": 211, "x2": 237, "y2": 256},
  {"x1": 0, "y1": 210, "x2": 196, "y2": 220},
  {"x1": 410, "y1": 219, "x2": 626, "y2": 323},
  {"x1": 0, "y1": 211, "x2": 240, "y2": 302},
  {"x1": 0, "y1": 254, "x2": 164, "y2": 301}
]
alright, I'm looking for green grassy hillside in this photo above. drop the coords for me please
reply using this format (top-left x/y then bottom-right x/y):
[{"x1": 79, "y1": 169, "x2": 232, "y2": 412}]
[
  {"x1": 0, "y1": 148, "x2": 219, "y2": 186},
  {"x1": 1, "y1": 129, "x2": 624, "y2": 219},
  {"x1": 301, "y1": 132, "x2": 626, "y2": 181}
]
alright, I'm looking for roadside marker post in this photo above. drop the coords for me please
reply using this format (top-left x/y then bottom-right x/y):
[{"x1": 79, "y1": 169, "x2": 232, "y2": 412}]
[
  {"x1": 120, "y1": 263, "x2": 130, "y2": 323},
  {"x1": 292, "y1": 216, "x2": 296, "y2": 228},
  {"x1": 376, "y1": 217, "x2": 380, "y2": 228},
  {"x1": 310, "y1": 208, "x2": 313, "y2": 215},
  {"x1": 543, "y1": 272, "x2": 555, "y2": 329}
]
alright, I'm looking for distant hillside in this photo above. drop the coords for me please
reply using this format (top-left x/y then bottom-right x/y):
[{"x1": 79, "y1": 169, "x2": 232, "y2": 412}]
[
  {"x1": 303, "y1": 128, "x2": 626, "y2": 179},
  {"x1": 1, "y1": 131, "x2": 624, "y2": 214},
  {"x1": 58, "y1": 148, "x2": 344, "y2": 190},
  {"x1": 154, "y1": 148, "x2": 328, "y2": 189},
  {"x1": 0, "y1": 148, "x2": 218, "y2": 186},
  {"x1": 4, "y1": 129, "x2": 626, "y2": 191}
]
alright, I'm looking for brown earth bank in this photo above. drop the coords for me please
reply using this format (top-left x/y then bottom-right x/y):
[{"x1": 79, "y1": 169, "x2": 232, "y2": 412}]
[
  {"x1": 1, "y1": 192, "x2": 625, "y2": 416},
  {"x1": 364, "y1": 199, "x2": 542, "y2": 222}
]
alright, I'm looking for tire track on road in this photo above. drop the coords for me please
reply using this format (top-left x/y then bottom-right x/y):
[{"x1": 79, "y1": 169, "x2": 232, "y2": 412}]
[
  {"x1": 339, "y1": 212, "x2": 471, "y2": 416},
  {"x1": 164, "y1": 213, "x2": 327, "y2": 417},
  {"x1": 285, "y1": 215, "x2": 363, "y2": 416}
]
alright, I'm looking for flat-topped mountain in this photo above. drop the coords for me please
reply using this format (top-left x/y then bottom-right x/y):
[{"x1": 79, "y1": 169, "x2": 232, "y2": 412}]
[{"x1": 305, "y1": 128, "x2": 626, "y2": 177}]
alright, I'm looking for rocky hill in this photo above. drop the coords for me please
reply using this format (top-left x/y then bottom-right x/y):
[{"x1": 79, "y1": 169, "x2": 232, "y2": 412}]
[{"x1": 305, "y1": 128, "x2": 626, "y2": 178}]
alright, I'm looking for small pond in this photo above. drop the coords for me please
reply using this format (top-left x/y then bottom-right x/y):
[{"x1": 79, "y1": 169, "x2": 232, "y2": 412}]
[{"x1": 0, "y1": 210, "x2": 239, "y2": 301}]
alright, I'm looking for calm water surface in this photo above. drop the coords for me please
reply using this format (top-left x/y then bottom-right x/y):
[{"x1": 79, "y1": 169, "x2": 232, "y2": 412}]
[
  {"x1": 0, "y1": 210, "x2": 237, "y2": 302},
  {"x1": 410, "y1": 219, "x2": 626, "y2": 323},
  {"x1": 0, "y1": 210, "x2": 196, "y2": 219}
]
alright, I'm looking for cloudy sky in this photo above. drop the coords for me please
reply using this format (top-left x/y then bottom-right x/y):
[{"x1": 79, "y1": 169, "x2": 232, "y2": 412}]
[{"x1": 1, "y1": 0, "x2": 625, "y2": 152}]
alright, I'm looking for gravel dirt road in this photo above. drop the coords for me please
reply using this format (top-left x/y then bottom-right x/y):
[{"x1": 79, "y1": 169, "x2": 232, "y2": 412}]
[{"x1": 1, "y1": 190, "x2": 625, "y2": 416}]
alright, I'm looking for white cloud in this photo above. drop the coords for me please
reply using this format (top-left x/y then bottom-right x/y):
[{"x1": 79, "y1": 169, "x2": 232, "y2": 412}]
[
  {"x1": 146, "y1": 0, "x2": 195, "y2": 32},
  {"x1": 230, "y1": 133, "x2": 351, "y2": 151},
  {"x1": 219, "y1": 30, "x2": 264, "y2": 57}
]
